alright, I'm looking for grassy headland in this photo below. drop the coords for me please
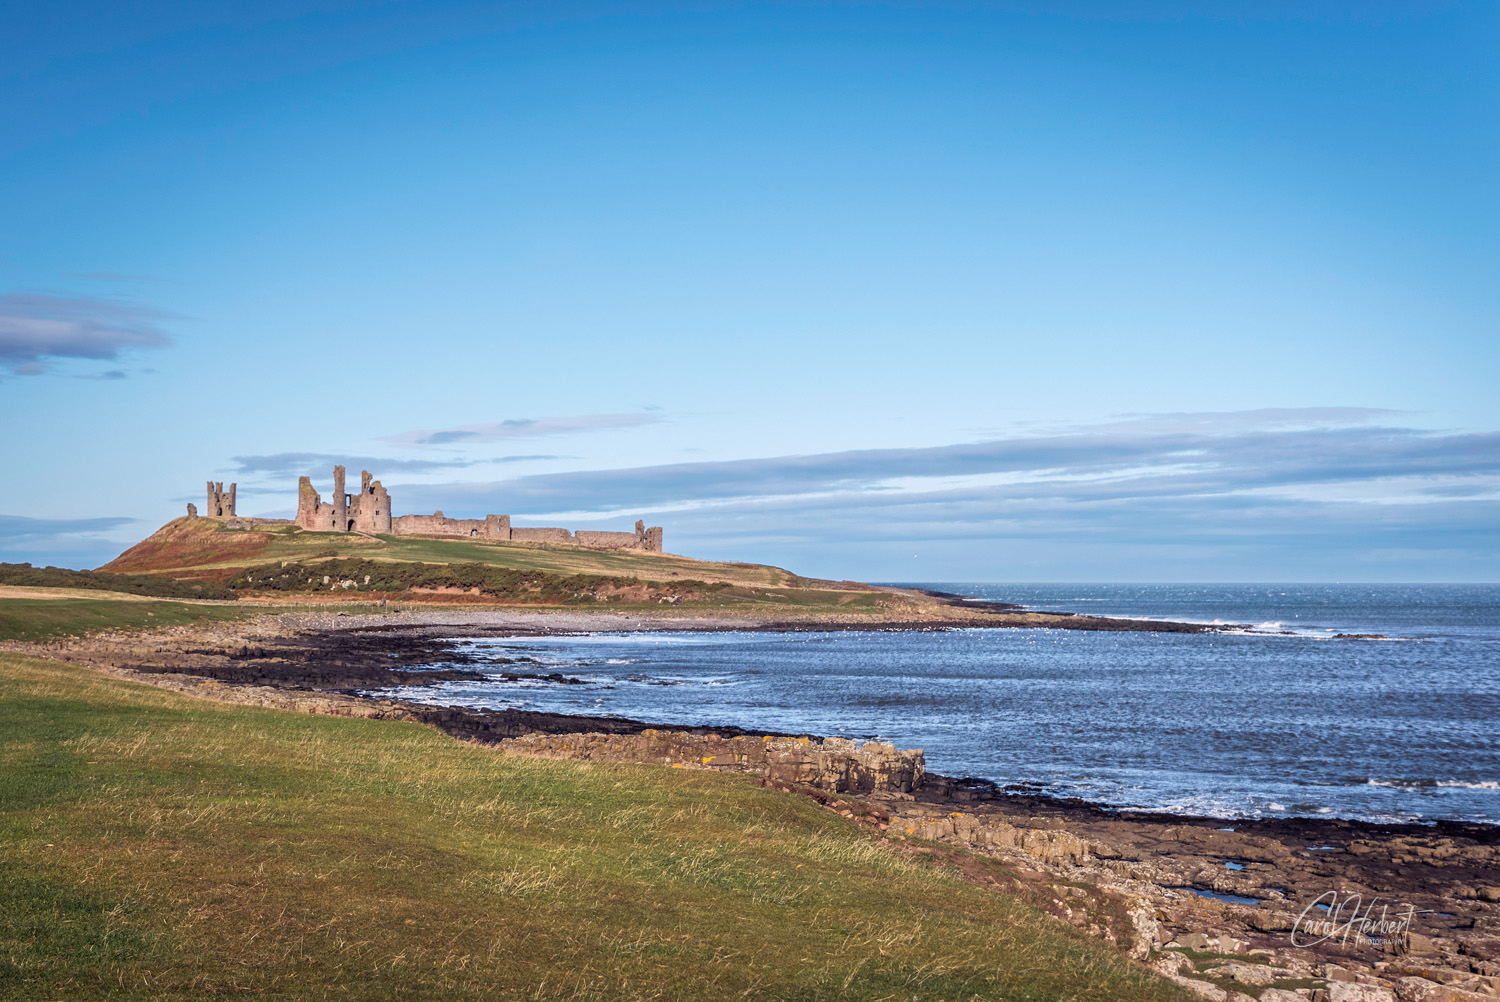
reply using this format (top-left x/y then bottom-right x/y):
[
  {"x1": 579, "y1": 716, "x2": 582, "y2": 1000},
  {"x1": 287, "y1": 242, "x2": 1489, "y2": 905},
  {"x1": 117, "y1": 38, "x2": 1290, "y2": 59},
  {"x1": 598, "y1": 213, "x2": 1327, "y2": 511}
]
[
  {"x1": 89, "y1": 517, "x2": 1220, "y2": 630},
  {"x1": 96, "y1": 518, "x2": 925, "y2": 620},
  {"x1": 0, "y1": 651, "x2": 1186, "y2": 1001},
  {"x1": 103, "y1": 518, "x2": 822, "y2": 588}
]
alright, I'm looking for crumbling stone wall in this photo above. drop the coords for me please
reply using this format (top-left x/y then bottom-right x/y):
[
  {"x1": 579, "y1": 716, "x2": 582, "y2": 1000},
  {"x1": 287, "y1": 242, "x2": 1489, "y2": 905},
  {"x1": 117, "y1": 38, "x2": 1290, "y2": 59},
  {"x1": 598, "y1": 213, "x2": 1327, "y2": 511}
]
[
  {"x1": 497, "y1": 730, "x2": 926, "y2": 795},
  {"x1": 295, "y1": 471, "x2": 341, "y2": 531},
  {"x1": 350, "y1": 469, "x2": 393, "y2": 533}
]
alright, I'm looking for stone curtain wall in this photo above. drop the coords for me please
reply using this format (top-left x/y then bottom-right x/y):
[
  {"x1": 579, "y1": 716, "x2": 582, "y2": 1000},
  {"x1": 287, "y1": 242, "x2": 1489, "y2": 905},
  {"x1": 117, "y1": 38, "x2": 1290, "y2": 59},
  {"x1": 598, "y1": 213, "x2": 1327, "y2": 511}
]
[
  {"x1": 496, "y1": 730, "x2": 926, "y2": 795},
  {"x1": 509, "y1": 527, "x2": 574, "y2": 544},
  {"x1": 391, "y1": 513, "x2": 510, "y2": 539},
  {"x1": 573, "y1": 531, "x2": 642, "y2": 549}
]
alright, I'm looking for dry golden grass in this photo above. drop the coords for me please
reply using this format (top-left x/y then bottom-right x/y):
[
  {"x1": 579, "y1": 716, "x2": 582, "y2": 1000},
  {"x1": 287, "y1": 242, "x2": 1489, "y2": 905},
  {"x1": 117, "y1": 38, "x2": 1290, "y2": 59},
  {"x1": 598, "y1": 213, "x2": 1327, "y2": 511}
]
[{"x1": 0, "y1": 585, "x2": 157, "y2": 602}]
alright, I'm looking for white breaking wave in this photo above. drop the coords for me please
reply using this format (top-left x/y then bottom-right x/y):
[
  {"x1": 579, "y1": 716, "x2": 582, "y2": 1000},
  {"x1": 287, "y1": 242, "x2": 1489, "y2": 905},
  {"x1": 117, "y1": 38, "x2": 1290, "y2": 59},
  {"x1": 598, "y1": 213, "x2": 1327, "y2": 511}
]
[{"x1": 1366, "y1": 778, "x2": 1500, "y2": 790}]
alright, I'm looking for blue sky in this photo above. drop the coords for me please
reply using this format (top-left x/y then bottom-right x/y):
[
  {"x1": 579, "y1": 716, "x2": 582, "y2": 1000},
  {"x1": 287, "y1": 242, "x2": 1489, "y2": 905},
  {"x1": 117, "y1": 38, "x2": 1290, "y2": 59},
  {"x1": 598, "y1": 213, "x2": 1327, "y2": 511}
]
[{"x1": 2, "y1": 1, "x2": 1496, "y2": 580}]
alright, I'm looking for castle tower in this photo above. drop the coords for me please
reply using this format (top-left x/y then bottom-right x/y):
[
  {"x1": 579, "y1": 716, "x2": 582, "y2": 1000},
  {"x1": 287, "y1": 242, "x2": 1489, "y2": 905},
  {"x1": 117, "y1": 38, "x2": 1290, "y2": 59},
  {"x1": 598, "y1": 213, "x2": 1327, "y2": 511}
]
[
  {"x1": 635, "y1": 519, "x2": 663, "y2": 552},
  {"x1": 206, "y1": 481, "x2": 236, "y2": 518},
  {"x1": 333, "y1": 465, "x2": 348, "y2": 532},
  {"x1": 350, "y1": 469, "x2": 393, "y2": 533}
]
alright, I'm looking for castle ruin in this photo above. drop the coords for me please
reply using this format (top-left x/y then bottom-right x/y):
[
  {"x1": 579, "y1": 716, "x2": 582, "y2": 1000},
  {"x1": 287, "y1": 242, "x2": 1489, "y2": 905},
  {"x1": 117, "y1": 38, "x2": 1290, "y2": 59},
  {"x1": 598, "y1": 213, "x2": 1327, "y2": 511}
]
[
  {"x1": 296, "y1": 466, "x2": 391, "y2": 533},
  {"x1": 187, "y1": 465, "x2": 662, "y2": 552},
  {"x1": 291, "y1": 465, "x2": 663, "y2": 552},
  {"x1": 206, "y1": 481, "x2": 236, "y2": 517}
]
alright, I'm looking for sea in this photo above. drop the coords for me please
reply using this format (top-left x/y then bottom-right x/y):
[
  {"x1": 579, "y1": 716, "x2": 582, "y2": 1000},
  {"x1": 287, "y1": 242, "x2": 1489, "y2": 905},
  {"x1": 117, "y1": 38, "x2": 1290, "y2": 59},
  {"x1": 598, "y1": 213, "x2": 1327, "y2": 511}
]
[{"x1": 381, "y1": 584, "x2": 1500, "y2": 825}]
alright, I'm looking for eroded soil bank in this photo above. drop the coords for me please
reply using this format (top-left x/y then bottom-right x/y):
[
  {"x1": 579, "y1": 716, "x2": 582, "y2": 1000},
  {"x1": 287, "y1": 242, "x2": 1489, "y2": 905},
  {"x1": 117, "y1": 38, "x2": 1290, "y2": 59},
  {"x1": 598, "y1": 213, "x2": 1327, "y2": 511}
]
[{"x1": 12, "y1": 609, "x2": 1493, "y2": 1002}]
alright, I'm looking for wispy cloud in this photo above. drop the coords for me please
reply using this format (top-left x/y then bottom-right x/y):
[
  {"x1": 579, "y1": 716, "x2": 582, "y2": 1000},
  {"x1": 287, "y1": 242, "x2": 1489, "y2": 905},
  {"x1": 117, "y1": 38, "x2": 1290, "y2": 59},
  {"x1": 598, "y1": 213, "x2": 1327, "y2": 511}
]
[
  {"x1": 232, "y1": 453, "x2": 478, "y2": 477},
  {"x1": 407, "y1": 423, "x2": 1500, "y2": 513},
  {"x1": 230, "y1": 453, "x2": 563, "y2": 478},
  {"x1": 0, "y1": 515, "x2": 143, "y2": 571},
  {"x1": 62, "y1": 272, "x2": 163, "y2": 282},
  {"x1": 383, "y1": 412, "x2": 664, "y2": 447},
  {"x1": 0, "y1": 515, "x2": 137, "y2": 544},
  {"x1": 0, "y1": 293, "x2": 173, "y2": 375},
  {"x1": 388, "y1": 411, "x2": 1500, "y2": 575},
  {"x1": 1084, "y1": 406, "x2": 1407, "y2": 433}
]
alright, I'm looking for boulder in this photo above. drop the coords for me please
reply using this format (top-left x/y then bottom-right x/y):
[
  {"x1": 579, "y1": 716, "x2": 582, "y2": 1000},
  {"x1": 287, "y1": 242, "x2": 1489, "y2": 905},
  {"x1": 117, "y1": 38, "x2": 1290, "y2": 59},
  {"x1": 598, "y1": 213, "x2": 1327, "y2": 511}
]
[
  {"x1": 1126, "y1": 896, "x2": 1161, "y2": 960},
  {"x1": 1201, "y1": 962, "x2": 1282, "y2": 987},
  {"x1": 1326, "y1": 983, "x2": 1397, "y2": 1002},
  {"x1": 1395, "y1": 978, "x2": 1444, "y2": 1002},
  {"x1": 1172, "y1": 976, "x2": 1229, "y2": 1001},
  {"x1": 1403, "y1": 933, "x2": 1437, "y2": 955},
  {"x1": 1211, "y1": 935, "x2": 1250, "y2": 955},
  {"x1": 1018, "y1": 827, "x2": 1093, "y2": 865},
  {"x1": 1250, "y1": 910, "x2": 1297, "y2": 932},
  {"x1": 1392, "y1": 979, "x2": 1495, "y2": 1002}
]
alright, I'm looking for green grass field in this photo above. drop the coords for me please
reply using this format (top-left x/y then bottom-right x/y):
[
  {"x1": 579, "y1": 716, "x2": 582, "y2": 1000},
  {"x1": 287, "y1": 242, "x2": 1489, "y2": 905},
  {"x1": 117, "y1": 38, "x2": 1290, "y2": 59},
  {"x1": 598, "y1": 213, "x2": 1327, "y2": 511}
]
[
  {"x1": 0, "y1": 597, "x2": 256, "y2": 642},
  {"x1": 0, "y1": 652, "x2": 1186, "y2": 1001}
]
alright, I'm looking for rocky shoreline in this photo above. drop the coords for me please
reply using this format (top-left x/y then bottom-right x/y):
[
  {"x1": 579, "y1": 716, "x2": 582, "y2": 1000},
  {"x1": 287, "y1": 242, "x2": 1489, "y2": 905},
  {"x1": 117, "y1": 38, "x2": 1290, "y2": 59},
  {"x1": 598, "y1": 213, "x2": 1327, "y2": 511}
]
[{"x1": 10, "y1": 609, "x2": 1490, "y2": 1002}]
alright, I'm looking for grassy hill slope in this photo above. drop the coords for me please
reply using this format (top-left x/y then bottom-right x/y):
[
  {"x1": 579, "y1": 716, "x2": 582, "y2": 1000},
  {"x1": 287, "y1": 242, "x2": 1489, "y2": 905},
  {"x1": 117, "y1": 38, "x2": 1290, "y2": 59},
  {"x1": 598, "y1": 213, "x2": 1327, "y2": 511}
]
[
  {"x1": 104, "y1": 518, "x2": 816, "y2": 587},
  {"x1": 0, "y1": 651, "x2": 1185, "y2": 1002},
  {"x1": 96, "y1": 518, "x2": 932, "y2": 617}
]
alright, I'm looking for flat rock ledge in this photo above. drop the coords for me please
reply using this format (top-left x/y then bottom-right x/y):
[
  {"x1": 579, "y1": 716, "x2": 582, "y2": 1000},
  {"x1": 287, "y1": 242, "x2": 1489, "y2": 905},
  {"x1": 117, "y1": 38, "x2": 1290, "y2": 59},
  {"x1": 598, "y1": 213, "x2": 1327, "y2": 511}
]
[{"x1": 498, "y1": 730, "x2": 924, "y2": 794}]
